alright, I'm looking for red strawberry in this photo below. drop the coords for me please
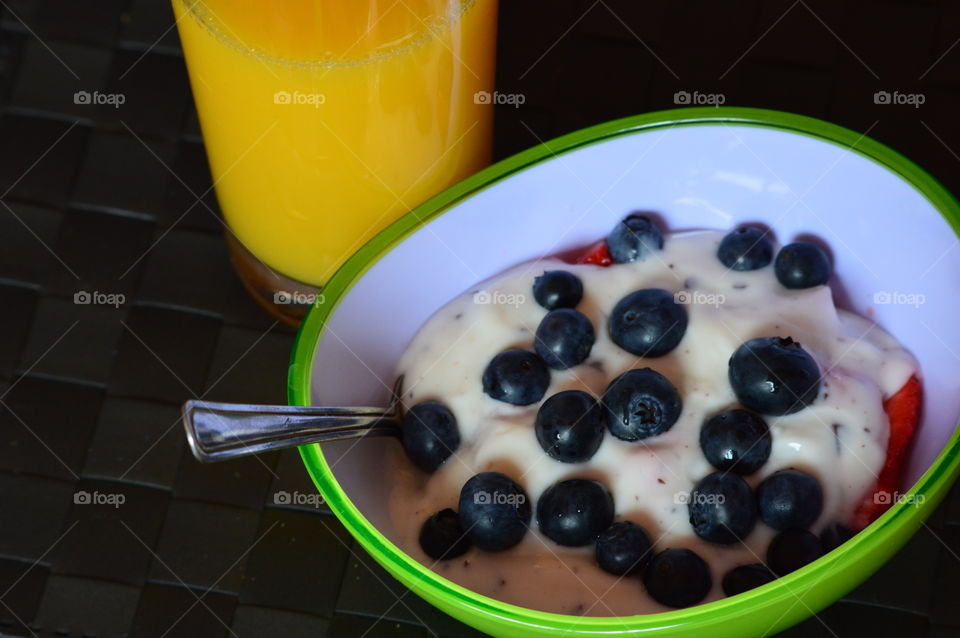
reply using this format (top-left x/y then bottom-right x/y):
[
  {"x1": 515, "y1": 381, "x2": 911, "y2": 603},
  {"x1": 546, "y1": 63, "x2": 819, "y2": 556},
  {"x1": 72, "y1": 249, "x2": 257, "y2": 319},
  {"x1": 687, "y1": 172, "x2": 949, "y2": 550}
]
[
  {"x1": 851, "y1": 375, "x2": 922, "y2": 530},
  {"x1": 576, "y1": 240, "x2": 613, "y2": 267}
]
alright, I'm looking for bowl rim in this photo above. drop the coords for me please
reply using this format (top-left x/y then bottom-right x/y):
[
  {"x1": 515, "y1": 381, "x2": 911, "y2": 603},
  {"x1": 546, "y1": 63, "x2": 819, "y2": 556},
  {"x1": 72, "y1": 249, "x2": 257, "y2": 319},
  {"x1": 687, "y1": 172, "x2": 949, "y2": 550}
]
[{"x1": 289, "y1": 106, "x2": 960, "y2": 633}]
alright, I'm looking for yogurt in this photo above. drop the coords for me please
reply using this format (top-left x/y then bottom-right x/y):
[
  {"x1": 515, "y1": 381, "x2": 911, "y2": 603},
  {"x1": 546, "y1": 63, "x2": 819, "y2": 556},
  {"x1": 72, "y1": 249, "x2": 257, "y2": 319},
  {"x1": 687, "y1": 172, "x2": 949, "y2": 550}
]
[{"x1": 388, "y1": 229, "x2": 917, "y2": 615}]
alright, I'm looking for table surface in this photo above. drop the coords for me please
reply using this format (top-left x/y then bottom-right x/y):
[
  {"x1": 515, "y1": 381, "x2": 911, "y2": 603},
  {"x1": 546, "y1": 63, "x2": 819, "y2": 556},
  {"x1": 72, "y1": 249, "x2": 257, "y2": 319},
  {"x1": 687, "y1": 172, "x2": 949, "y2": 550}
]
[{"x1": 1, "y1": 0, "x2": 960, "y2": 636}]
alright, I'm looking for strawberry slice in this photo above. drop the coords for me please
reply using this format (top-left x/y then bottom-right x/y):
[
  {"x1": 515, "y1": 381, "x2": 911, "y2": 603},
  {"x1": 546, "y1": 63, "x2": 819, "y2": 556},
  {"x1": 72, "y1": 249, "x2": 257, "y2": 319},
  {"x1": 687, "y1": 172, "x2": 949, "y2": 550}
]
[
  {"x1": 576, "y1": 240, "x2": 613, "y2": 267},
  {"x1": 851, "y1": 375, "x2": 922, "y2": 530}
]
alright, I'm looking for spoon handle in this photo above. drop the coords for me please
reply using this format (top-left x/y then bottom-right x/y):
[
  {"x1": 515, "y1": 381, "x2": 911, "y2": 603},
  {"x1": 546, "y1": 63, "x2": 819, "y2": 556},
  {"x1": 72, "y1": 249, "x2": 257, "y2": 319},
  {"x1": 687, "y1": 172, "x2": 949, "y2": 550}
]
[{"x1": 182, "y1": 400, "x2": 401, "y2": 462}]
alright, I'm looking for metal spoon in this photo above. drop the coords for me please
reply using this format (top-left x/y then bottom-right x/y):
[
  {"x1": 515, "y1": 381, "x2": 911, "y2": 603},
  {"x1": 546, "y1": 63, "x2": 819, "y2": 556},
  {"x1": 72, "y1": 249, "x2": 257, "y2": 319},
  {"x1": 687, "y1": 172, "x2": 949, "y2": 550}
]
[{"x1": 182, "y1": 376, "x2": 404, "y2": 462}]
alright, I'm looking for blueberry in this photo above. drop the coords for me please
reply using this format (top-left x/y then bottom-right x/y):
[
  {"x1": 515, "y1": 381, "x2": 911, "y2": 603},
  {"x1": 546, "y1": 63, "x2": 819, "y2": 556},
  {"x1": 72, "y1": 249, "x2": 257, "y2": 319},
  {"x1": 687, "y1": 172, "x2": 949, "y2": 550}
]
[
  {"x1": 643, "y1": 548, "x2": 712, "y2": 608},
  {"x1": 419, "y1": 509, "x2": 471, "y2": 560},
  {"x1": 534, "y1": 309, "x2": 595, "y2": 370},
  {"x1": 717, "y1": 227, "x2": 774, "y2": 271},
  {"x1": 536, "y1": 479, "x2": 615, "y2": 547},
  {"x1": 699, "y1": 409, "x2": 771, "y2": 475},
  {"x1": 601, "y1": 368, "x2": 682, "y2": 441},
  {"x1": 688, "y1": 472, "x2": 758, "y2": 545},
  {"x1": 728, "y1": 336, "x2": 821, "y2": 415},
  {"x1": 458, "y1": 472, "x2": 531, "y2": 551},
  {"x1": 482, "y1": 349, "x2": 551, "y2": 406},
  {"x1": 595, "y1": 521, "x2": 653, "y2": 575},
  {"x1": 609, "y1": 289, "x2": 688, "y2": 358},
  {"x1": 722, "y1": 564, "x2": 776, "y2": 597},
  {"x1": 767, "y1": 528, "x2": 822, "y2": 576},
  {"x1": 819, "y1": 522, "x2": 854, "y2": 553},
  {"x1": 756, "y1": 469, "x2": 824, "y2": 531},
  {"x1": 402, "y1": 401, "x2": 460, "y2": 473},
  {"x1": 607, "y1": 214, "x2": 664, "y2": 263},
  {"x1": 774, "y1": 241, "x2": 831, "y2": 289},
  {"x1": 533, "y1": 270, "x2": 583, "y2": 310},
  {"x1": 534, "y1": 390, "x2": 604, "y2": 463}
]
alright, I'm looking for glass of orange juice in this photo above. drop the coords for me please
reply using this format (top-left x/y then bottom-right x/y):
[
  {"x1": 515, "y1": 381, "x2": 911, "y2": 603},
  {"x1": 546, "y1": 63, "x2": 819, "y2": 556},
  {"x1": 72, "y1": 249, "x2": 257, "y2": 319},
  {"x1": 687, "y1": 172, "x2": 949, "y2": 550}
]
[{"x1": 172, "y1": 0, "x2": 498, "y2": 323}]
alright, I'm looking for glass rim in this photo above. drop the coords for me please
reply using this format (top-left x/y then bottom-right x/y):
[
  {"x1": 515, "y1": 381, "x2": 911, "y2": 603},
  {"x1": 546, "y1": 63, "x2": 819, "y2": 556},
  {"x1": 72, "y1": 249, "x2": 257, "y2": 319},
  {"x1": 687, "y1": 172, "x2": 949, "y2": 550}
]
[{"x1": 173, "y1": 0, "x2": 481, "y2": 69}]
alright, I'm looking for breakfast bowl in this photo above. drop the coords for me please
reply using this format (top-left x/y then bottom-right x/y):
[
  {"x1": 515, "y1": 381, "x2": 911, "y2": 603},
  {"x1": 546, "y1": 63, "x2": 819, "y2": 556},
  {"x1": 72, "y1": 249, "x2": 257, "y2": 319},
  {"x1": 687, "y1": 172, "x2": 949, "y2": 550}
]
[{"x1": 288, "y1": 106, "x2": 960, "y2": 637}]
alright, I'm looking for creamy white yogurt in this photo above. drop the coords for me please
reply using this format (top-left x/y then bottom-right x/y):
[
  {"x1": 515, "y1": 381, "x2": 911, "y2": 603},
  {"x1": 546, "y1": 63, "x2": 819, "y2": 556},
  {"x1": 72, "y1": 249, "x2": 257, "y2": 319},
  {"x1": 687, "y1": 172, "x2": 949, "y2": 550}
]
[{"x1": 388, "y1": 229, "x2": 917, "y2": 615}]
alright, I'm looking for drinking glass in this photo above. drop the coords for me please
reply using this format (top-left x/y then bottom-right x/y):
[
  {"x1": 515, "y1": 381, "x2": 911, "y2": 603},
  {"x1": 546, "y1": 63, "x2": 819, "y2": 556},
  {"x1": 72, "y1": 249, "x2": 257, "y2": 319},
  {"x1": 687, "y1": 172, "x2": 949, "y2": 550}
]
[{"x1": 173, "y1": 0, "x2": 499, "y2": 323}]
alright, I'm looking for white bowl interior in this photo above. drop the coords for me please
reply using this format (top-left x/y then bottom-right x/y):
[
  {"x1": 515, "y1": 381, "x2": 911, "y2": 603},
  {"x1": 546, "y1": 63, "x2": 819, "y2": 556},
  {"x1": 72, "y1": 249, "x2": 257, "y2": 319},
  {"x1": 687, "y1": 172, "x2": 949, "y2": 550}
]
[{"x1": 310, "y1": 123, "x2": 960, "y2": 540}]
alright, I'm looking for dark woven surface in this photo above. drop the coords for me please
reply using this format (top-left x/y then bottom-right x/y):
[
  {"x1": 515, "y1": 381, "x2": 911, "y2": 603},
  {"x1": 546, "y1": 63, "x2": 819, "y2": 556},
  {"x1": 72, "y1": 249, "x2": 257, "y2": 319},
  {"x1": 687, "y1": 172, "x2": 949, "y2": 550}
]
[{"x1": 0, "y1": 0, "x2": 959, "y2": 636}]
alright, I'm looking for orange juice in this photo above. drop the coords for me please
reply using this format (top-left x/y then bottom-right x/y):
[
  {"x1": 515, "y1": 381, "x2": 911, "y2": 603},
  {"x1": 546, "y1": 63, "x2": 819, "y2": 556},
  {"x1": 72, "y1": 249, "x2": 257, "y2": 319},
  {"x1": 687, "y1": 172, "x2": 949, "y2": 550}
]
[{"x1": 172, "y1": 0, "x2": 498, "y2": 286}]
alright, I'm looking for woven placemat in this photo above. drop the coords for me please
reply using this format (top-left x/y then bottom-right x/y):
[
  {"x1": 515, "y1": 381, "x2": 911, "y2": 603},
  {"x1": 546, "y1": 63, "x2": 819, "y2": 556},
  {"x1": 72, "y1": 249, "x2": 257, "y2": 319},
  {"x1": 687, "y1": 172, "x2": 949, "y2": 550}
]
[{"x1": 1, "y1": 0, "x2": 959, "y2": 636}]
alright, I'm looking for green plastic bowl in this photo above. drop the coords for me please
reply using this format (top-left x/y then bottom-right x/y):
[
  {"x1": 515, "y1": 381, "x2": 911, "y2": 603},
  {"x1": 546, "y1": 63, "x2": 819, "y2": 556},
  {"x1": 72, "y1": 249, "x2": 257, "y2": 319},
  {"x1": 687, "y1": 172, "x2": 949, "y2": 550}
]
[{"x1": 289, "y1": 107, "x2": 960, "y2": 636}]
